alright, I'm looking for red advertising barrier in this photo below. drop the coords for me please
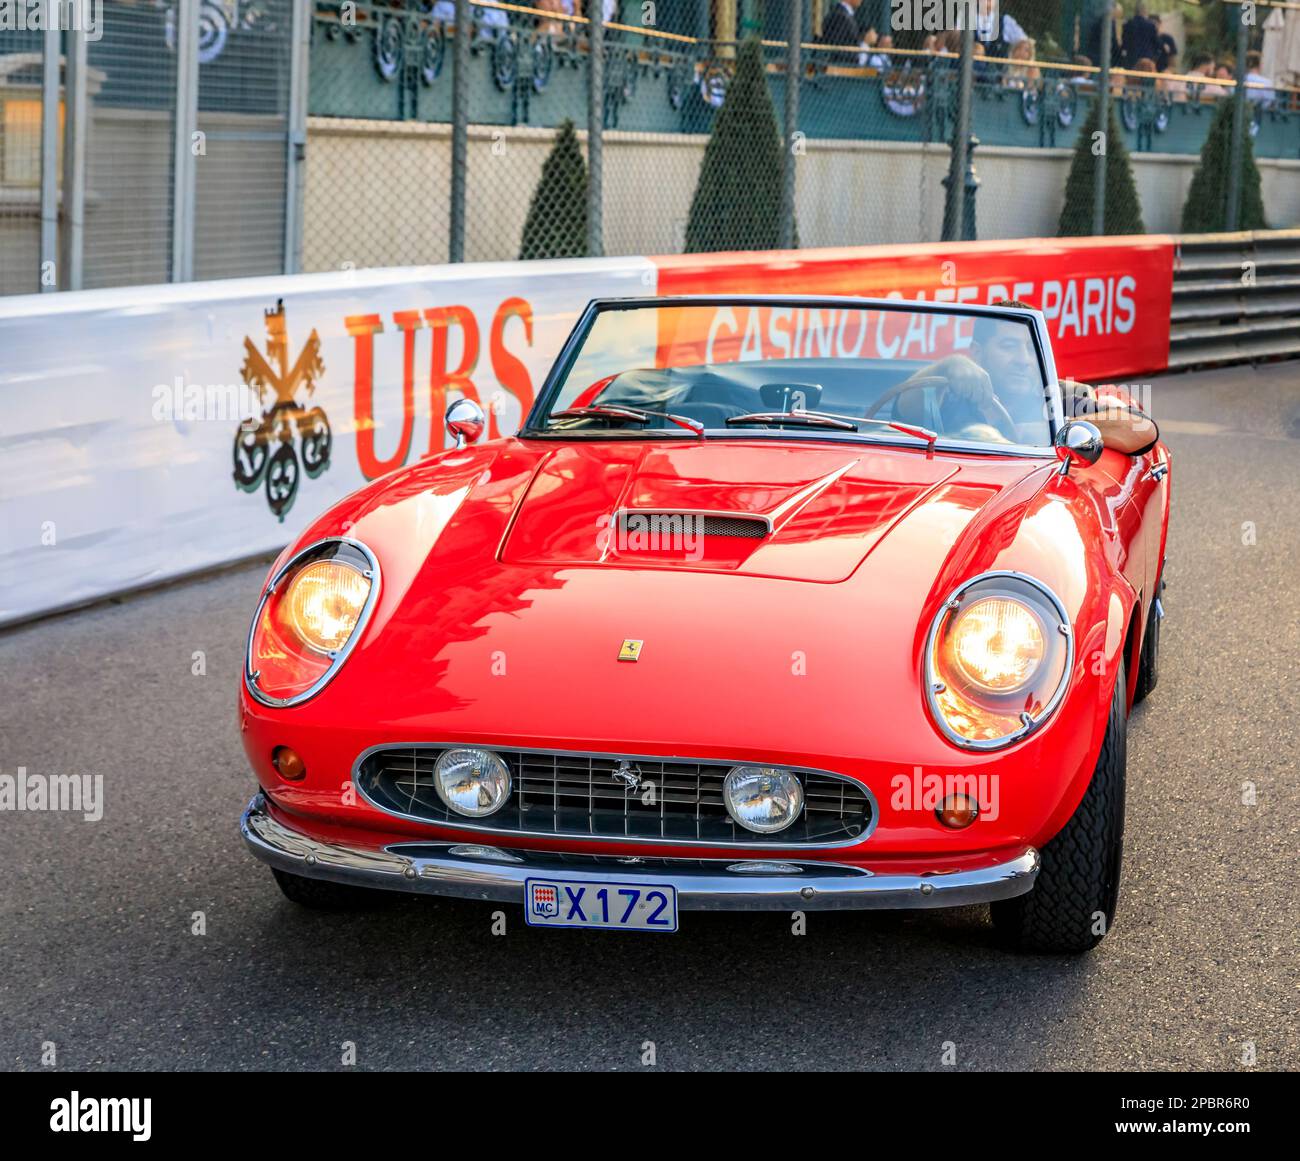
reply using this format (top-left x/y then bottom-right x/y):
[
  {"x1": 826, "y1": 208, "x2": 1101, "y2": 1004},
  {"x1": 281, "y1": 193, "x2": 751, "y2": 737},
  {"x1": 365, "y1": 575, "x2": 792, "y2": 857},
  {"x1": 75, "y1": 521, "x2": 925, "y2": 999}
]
[{"x1": 652, "y1": 236, "x2": 1176, "y2": 384}]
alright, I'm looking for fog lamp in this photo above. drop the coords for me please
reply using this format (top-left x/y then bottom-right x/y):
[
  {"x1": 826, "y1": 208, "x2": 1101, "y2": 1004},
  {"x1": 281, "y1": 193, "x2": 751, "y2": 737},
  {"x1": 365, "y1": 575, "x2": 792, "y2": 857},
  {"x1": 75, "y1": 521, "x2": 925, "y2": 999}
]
[
  {"x1": 723, "y1": 766, "x2": 804, "y2": 834},
  {"x1": 433, "y1": 748, "x2": 512, "y2": 818}
]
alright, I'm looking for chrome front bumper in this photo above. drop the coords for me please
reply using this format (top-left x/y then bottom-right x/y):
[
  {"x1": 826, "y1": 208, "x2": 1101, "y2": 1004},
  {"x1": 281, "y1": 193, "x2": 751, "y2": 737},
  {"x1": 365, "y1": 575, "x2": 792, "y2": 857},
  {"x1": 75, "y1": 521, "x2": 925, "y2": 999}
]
[{"x1": 241, "y1": 795, "x2": 1039, "y2": 912}]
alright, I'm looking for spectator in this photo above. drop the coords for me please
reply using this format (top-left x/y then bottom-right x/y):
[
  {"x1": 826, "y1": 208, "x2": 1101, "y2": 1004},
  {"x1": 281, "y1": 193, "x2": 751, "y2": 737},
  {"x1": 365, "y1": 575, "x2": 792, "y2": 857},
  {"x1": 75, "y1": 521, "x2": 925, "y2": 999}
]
[
  {"x1": 1184, "y1": 54, "x2": 1219, "y2": 102},
  {"x1": 478, "y1": 3, "x2": 509, "y2": 39},
  {"x1": 1211, "y1": 63, "x2": 1232, "y2": 107},
  {"x1": 1004, "y1": 37, "x2": 1040, "y2": 89},
  {"x1": 970, "y1": 38, "x2": 996, "y2": 80},
  {"x1": 1244, "y1": 50, "x2": 1276, "y2": 105},
  {"x1": 1159, "y1": 47, "x2": 1188, "y2": 99},
  {"x1": 433, "y1": 0, "x2": 507, "y2": 39},
  {"x1": 1086, "y1": 3, "x2": 1124, "y2": 71},
  {"x1": 819, "y1": 0, "x2": 864, "y2": 49},
  {"x1": 867, "y1": 33, "x2": 895, "y2": 72},
  {"x1": 1069, "y1": 53, "x2": 1095, "y2": 88},
  {"x1": 1122, "y1": 2, "x2": 1158, "y2": 70},
  {"x1": 972, "y1": 0, "x2": 1027, "y2": 58},
  {"x1": 1184, "y1": 54, "x2": 1217, "y2": 101},
  {"x1": 1152, "y1": 15, "x2": 1177, "y2": 73},
  {"x1": 932, "y1": 29, "x2": 961, "y2": 70},
  {"x1": 534, "y1": 0, "x2": 573, "y2": 39},
  {"x1": 921, "y1": 33, "x2": 938, "y2": 55}
]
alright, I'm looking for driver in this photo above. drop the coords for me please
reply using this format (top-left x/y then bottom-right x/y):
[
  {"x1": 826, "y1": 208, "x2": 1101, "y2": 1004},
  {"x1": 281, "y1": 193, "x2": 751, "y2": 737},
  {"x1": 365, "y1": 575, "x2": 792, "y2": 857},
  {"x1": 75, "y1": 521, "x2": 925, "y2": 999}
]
[{"x1": 896, "y1": 301, "x2": 1158, "y2": 453}]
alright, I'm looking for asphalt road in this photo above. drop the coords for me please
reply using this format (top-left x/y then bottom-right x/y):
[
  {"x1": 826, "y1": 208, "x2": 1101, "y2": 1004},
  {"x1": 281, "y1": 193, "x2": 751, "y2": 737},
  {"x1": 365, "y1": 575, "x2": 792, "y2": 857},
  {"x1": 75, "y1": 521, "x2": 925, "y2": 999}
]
[{"x1": 2, "y1": 361, "x2": 1297, "y2": 1072}]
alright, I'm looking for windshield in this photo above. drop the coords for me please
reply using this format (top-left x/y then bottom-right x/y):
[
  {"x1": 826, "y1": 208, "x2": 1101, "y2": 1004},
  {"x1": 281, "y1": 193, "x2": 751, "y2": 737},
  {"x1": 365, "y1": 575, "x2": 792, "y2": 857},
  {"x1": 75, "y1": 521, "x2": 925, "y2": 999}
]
[{"x1": 531, "y1": 300, "x2": 1058, "y2": 449}]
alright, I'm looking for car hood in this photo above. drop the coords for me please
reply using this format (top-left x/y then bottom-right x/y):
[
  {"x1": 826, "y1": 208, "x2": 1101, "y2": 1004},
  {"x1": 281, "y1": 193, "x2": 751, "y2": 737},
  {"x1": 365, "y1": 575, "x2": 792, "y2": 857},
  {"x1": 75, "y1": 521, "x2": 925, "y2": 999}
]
[
  {"x1": 289, "y1": 437, "x2": 1064, "y2": 758},
  {"x1": 501, "y1": 439, "x2": 1012, "y2": 582}
]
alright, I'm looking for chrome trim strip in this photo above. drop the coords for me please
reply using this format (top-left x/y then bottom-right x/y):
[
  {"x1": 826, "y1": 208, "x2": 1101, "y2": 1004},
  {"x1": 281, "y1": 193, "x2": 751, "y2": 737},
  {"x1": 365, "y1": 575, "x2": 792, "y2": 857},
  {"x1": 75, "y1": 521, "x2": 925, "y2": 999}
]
[
  {"x1": 244, "y1": 537, "x2": 382, "y2": 710},
  {"x1": 922, "y1": 570, "x2": 1075, "y2": 752},
  {"x1": 351, "y1": 743, "x2": 880, "y2": 851},
  {"x1": 241, "y1": 796, "x2": 1038, "y2": 912}
]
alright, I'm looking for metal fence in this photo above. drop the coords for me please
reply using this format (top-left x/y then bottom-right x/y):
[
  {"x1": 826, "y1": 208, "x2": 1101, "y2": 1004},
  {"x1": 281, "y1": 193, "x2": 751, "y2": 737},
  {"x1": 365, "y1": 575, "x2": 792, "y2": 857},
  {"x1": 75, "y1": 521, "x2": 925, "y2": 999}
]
[
  {"x1": 4, "y1": 1, "x2": 1296, "y2": 294},
  {"x1": 0, "y1": 0, "x2": 303, "y2": 296},
  {"x1": 297, "y1": 0, "x2": 1299, "y2": 273}
]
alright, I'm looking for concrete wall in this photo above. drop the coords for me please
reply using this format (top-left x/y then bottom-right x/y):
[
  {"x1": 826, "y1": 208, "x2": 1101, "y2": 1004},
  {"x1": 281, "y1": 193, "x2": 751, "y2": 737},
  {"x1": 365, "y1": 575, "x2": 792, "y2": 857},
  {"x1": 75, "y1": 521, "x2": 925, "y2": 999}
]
[{"x1": 303, "y1": 115, "x2": 1300, "y2": 270}]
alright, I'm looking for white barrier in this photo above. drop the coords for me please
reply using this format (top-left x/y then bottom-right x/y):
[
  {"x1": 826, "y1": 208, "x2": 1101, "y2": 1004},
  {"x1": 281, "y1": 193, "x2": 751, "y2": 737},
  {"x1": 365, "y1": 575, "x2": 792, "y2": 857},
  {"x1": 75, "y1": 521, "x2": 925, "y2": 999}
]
[
  {"x1": 1, "y1": 235, "x2": 1183, "y2": 626},
  {"x1": 0, "y1": 258, "x2": 654, "y2": 625}
]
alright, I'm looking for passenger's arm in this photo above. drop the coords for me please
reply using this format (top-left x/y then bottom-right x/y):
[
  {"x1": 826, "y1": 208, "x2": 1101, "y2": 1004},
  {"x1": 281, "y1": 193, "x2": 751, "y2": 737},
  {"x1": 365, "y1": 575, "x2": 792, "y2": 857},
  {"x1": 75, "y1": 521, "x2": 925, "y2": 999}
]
[{"x1": 1065, "y1": 381, "x2": 1160, "y2": 455}]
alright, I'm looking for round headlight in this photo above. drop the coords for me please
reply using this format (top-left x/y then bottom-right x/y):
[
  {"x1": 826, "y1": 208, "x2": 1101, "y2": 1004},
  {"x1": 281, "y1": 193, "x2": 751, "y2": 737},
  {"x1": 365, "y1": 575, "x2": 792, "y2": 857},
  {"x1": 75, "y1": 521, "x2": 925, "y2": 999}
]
[
  {"x1": 949, "y1": 595, "x2": 1045, "y2": 693},
  {"x1": 433, "y1": 748, "x2": 512, "y2": 818},
  {"x1": 926, "y1": 573, "x2": 1072, "y2": 749},
  {"x1": 285, "y1": 559, "x2": 371, "y2": 654},
  {"x1": 724, "y1": 766, "x2": 804, "y2": 834},
  {"x1": 246, "y1": 538, "x2": 380, "y2": 708}
]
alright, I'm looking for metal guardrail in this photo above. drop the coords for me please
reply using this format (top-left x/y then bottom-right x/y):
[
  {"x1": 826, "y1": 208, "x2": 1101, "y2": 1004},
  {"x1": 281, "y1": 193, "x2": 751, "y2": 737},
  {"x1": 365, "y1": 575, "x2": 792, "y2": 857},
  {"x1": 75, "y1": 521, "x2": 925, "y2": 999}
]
[{"x1": 1169, "y1": 229, "x2": 1300, "y2": 368}]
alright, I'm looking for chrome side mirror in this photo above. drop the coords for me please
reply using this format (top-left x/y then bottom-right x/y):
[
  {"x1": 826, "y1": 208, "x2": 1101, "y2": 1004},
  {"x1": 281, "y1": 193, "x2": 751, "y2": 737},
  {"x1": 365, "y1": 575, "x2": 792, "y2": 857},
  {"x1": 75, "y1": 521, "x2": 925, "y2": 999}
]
[
  {"x1": 446, "y1": 397, "x2": 485, "y2": 448},
  {"x1": 1054, "y1": 420, "x2": 1103, "y2": 477}
]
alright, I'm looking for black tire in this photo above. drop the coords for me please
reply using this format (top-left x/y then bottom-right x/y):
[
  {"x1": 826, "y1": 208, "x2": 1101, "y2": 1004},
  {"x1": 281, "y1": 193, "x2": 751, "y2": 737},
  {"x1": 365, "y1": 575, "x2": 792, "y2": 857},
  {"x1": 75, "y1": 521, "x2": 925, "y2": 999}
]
[
  {"x1": 271, "y1": 868, "x2": 394, "y2": 911},
  {"x1": 1132, "y1": 565, "x2": 1164, "y2": 705},
  {"x1": 992, "y1": 663, "x2": 1127, "y2": 954}
]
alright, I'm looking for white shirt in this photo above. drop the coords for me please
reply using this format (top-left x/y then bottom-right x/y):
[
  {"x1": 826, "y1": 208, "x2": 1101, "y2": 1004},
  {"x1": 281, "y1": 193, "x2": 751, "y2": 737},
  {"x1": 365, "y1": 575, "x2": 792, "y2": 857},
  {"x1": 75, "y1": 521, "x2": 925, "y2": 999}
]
[
  {"x1": 1244, "y1": 70, "x2": 1275, "y2": 103},
  {"x1": 976, "y1": 12, "x2": 1026, "y2": 46}
]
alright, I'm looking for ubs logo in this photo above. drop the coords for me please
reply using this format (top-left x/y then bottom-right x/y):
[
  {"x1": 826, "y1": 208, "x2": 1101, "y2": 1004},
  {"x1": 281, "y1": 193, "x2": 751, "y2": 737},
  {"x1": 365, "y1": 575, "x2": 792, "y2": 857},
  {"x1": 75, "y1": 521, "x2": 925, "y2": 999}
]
[{"x1": 232, "y1": 299, "x2": 331, "y2": 521}]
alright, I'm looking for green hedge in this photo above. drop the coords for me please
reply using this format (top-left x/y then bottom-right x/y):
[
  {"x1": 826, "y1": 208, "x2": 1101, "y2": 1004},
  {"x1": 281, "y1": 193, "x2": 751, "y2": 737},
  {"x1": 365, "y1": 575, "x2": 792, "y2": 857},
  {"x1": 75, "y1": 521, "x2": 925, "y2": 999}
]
[
  {"x1": 1180, "y1": 99, "x2": 1268, "y2": 233},
  {"x1": 1058, "y1": 99, "x2": 1146, "y2": 236},
  {"x1": 519, "y1": 119, "x2": 589, "y2": 261},
  {"x1": 685, "y1": 38, "x2": 794, "y2": 253}
]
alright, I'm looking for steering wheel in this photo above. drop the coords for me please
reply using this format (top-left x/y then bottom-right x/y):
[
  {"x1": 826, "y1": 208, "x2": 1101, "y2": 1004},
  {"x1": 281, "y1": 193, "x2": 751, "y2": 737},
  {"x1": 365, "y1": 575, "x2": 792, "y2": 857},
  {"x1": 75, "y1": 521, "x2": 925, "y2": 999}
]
[{"x1": 865, "y1": 375, "x2": 1020, "y2": 444}]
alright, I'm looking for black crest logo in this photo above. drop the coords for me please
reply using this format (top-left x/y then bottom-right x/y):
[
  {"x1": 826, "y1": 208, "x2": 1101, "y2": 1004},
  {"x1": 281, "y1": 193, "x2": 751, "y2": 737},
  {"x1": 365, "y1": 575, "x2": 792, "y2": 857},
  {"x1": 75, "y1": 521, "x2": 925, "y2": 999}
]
[{"x1": 232, "y1": 299, "x2": 331, "y2": 521}]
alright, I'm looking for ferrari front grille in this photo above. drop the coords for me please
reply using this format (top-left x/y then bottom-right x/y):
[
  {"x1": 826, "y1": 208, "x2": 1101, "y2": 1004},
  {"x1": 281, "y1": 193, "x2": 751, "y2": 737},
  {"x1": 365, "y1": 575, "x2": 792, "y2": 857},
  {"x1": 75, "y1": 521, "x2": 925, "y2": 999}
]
[{"x1": 355, "y1": 748, "x2": 874, "y2": 847}]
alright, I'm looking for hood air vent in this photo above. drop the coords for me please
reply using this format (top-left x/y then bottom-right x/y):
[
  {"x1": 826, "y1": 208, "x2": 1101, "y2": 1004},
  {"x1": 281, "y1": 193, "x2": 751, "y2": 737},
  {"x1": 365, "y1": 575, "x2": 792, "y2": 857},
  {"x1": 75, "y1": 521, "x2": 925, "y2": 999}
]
[{"x1": 616, "y1": 509, "x2": 770, "y2": 540}]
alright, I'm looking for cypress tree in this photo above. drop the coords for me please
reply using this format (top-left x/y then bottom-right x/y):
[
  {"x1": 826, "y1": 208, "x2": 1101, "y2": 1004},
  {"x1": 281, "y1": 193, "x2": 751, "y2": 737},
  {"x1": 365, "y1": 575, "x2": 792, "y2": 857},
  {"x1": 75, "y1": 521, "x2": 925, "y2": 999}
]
[
  {"x1": 1180, "y1": 98, "x2": 1268, "y2": 233},
  {"x1": 1058, "y1": 98, "x2": 1146, "y2": 236},
  {"x1": 519, "y1": 120, "x2": 588, "y2": 260},
  {"x1": 685, "y1": 37, "x2": 794, "y2": 253}
]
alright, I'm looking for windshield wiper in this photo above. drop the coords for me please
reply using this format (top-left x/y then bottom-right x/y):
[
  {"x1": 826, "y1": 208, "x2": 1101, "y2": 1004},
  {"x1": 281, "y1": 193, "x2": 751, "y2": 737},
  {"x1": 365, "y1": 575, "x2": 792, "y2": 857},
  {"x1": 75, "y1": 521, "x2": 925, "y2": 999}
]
[
  {"x1": 726, "y1": 411, "x2": 858, "y2": 432},
  {"x1": 550, "y1": 404, "x2": 704, "y2": 437},
  {"x1": 726, "y1": 410, "x2": 938, "y2": 447},
  {"x1": 848, "y1": 415, "x2": 939, "y2": 448}
]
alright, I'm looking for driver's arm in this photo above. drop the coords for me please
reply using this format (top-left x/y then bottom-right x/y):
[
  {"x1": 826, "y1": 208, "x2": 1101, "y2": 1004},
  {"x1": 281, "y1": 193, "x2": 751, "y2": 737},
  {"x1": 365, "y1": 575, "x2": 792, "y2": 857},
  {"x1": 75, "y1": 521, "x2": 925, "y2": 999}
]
[
  {"x1": 892, "y1": 355, "x2": 996, "y2": 426},
  {"x1": 1067, "y1": 382, "x2": 1160, "y2": 455}
]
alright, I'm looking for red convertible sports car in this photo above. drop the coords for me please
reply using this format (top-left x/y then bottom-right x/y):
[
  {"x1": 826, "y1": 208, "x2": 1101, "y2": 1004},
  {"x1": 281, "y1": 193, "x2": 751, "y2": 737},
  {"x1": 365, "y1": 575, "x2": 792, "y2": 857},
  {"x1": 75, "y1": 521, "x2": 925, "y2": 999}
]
[{"x1": 240, "y1": 295, "x2": 1169, "y2": 953}]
